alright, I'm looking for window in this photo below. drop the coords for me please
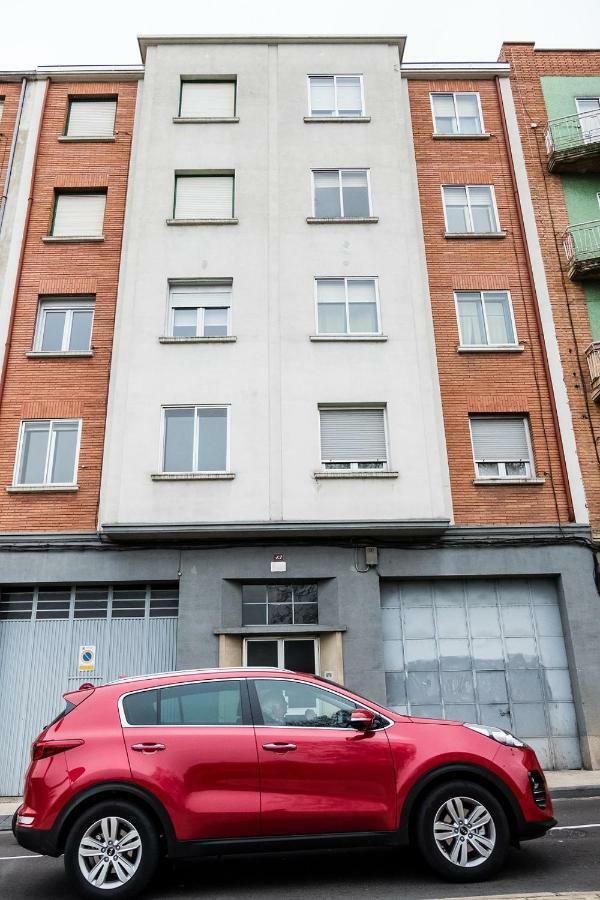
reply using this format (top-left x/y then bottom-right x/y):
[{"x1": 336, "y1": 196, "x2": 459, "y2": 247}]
[
  {"x1": 455, "y1": 291, "x2": 516, "y2": 347},
  {"x1": 242, "y1": 583, "x2": 318, "y2": 626},
  {"x1": 313, "y1": 169, "x2": 371, "y2": 218},
  {"x1": 0, "y1": 98, "x2": 4, "y2": 123},
  {"x1": 316, "y1": 277, "x2": 380, "y2": 335},
  {"x1": 0, "y1": 583, "x2": 178, "y2": 621},
  {"x1": 575, "y1": 98, "x2": 600, "y2": 144},
  {"x1": 469, "y1": 416, "x2": 534, "y2": 480},
  {"x1": 168, "y1": 283, "x2": 231, "y2": 337},
  {"x1": 179, "y1": 81, "x2": 236, "y2": 118},
  {"x1": 34, "y1": 297, "x2": 94, "y2": 353},
  {"x1": 50, "y1": 192, "x2": 106, "y2": 238},
  {"x1": 122, "y1": 680, "x2": 242, "y2": 727},
  {"x1": 174, "y1": 174, "x2": 234, "y2": 220},
  {"x1": 442, "y1": 185, "x2": 499, "y2": 234},
  {"x1": 65, "y1": 98, "x2": 117, "y2": 137},
  {"x1": 245, "y1": 640, "x2": 318, "y2": 675},
  {"x1": 308, "y1": 75, "x2": 364, "y2": 117},
  {"x1": 162, "y1": 406, "x2": 228, "y2": 473},
  {"x1": 431, "y1": 92, "x2": 483, "y2": 135},
  {"x1": 253, "y1": 678, "x2": 362, "y2": 728},
  {"x1": 14, "y1": 419, "x2": 81, "y2": 486},
  {"x1": 319, "y1": 406, "x2": 387, "y2": 470}
]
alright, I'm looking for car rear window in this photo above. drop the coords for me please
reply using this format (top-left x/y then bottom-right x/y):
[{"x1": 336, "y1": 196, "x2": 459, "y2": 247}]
[
  {"x1": 122, "y1": 689, "x2": 159, "y2": 725},
  {"x1": 45, "y1": 700, "x2": 76, "y2": 729}
]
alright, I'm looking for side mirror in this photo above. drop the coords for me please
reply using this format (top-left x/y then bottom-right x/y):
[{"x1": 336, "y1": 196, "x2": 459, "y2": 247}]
[{"x1": 350, "y1": 708, "x2": 376, "y2": 731}]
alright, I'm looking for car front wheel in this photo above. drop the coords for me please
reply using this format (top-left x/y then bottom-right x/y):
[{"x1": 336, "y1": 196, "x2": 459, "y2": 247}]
[
  {"x1": 64, "y1": 800, "x2": 160, "y2": 898},
  {"x1": 416, "y1": 780, "x2": 509, "y2": 881}
]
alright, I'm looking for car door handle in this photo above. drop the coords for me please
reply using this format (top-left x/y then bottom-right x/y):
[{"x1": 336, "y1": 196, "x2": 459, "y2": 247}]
[
  {"x1": 131, "y1": 742, "x2": 166, "y2": 753},
  {"x1": 262, "y1": 742, "x2": 297, "y2": 753}
]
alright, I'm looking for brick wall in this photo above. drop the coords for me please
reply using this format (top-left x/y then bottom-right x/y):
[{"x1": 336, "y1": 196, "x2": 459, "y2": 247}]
[
  {"x1": 408, "y1": 77, "x2": 572, "y2": 525},
  {"x1": 500, "y1": 44, "x2": 600, "y2": 536},
  {"x1": 0, "y1": 80, "x2": 136, "y2": 532}
]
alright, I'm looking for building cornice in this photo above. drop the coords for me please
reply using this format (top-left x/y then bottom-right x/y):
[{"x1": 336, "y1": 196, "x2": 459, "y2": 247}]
[
  {"x1": 0, "y1": 67, "x2": 144, "y2": 83},
  {"x1": 138, "y1": 34, "x2": 406, "y2": 62},
  {"x1": 401, "y1": 61, "x2": 511, "y2": 79}
]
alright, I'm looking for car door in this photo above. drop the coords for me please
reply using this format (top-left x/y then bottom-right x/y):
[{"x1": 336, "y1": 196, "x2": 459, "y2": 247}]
[
  {"x1": 250, "y1": 677, "x2": 397, "y2": 836},
  {"x1": 122, "y1": 678, "x2": 260, "y2": 841}
]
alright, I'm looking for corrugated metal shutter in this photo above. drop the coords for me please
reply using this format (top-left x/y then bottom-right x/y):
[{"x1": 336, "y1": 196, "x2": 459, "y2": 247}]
[
  {"x1": 320, "y1": 408, "x2": 386, "y2": 462},
  {"x1": 174, "y1": 176, "x2": 234, "y2": 219},
  {"x1": 52, "y1": 193, "x2": 106, "y2": 237},
  {"x1": 66, "y1": 100, "x2": 116, "y2": 137},
  {"x1": 470, "y1": 417, "x2": 529, "y2": 461},
  {"x1": 180, "y1": 82, "x2": 235, "y2": 118},
  {"x1": 170, "y1": 283, "x2": 232, "y2": 308}
]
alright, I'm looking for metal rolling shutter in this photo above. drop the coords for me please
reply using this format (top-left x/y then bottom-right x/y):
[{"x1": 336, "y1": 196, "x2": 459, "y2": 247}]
[{"x1": 320, "y1": 407, "x2": 386, "y2": 462}]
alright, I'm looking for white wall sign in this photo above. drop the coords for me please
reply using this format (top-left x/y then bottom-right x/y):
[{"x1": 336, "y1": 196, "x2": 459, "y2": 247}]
[{"x1": 78, "y1": 645, "x2": 96, "y2": 672}]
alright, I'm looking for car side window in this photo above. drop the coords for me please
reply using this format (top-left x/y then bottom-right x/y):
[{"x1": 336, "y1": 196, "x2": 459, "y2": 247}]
[
  {"x1": 122, "y1": 689, "x2": 159, "y2": 725},
  {"x1": 254, "y1": 678, "x2": 359, "y2": 728},
  {"x1": 121, "y1": 681, "x2": 242, "y2": 726}
]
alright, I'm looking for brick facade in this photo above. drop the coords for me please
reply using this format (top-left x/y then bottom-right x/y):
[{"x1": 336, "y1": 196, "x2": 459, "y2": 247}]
[
  {"x1": 499, "y1": 44, "x2": 600, "y2": 536},
  {"x1": 408, "y1": 76, "x2": 572, "y2": 525},
  {"x1": 0, "y1": 80, "x2": 136, "y2": 531}
]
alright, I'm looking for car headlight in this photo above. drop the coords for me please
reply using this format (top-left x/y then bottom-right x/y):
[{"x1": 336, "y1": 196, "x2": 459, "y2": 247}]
[{"x1": 464, "y1": 722, "x2": 525, "y2": 748}]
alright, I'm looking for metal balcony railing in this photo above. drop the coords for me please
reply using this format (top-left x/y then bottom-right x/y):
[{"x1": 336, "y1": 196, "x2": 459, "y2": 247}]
[
  {"x1": 585, "y1": 342, "x2": 600, "y2": 402},
  {"x1": 563, "y1": 221, "x2": 600, "y2": 279},
  {"x1": 545, "y1": 109, "x2": 600, "y2": 172}
]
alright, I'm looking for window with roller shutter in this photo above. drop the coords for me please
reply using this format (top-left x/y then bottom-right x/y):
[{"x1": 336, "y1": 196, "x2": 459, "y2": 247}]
[
  {"x1": 173, "y1": 174, "x2": 235, "y2": 220},
  {"x1": 50, "y1": 191, "x2": 106, "y2": 238},
  {"x1": 319, "y1": 406, "x2": 388, "y2": 470},
  {"x1": 179, "y1": 81, "x2": 236, "y2": 118},
  {"x1": 469, "y1": 415, "x2": 535, "y2": 480},
  {"x1": 65, "y1": 98, "x2": 116, "y2": 137}
]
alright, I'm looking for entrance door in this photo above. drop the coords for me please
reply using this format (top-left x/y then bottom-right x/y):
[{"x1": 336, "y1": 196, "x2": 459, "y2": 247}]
[
  {"x1": 244, "y1": 637, "x2": 319, "y2": 674},
  {"x1": 250, "y1": 677, "x2": 396, "y2": 836}
]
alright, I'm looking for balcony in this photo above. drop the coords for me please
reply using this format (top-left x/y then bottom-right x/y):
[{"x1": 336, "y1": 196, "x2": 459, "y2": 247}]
[
  {"x1": 545, "y1": 110, "x2": 600, "y2": 173},
  {"x1": 585, "y1": 343, "x2": 600, "y2": 402},
  {"x1": 563, "y1": 221, "x2": 600, "y2": 280}
]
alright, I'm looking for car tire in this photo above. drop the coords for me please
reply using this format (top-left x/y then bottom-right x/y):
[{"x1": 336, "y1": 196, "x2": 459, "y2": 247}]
[
  {"x1": 64, "y1": 800, "x2": 160, "y2": 899},
  {"x1": 415, "y1": 779, "x2": 510, "y2": 882}
]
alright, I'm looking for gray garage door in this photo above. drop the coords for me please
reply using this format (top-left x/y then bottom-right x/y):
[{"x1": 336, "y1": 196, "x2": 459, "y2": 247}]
[
  {"x1": 381, "y1": 577, "x2": 581, "y2": 770},
  {"x1": 0, "y1": 583, "x2": 179, "y2": 795}
]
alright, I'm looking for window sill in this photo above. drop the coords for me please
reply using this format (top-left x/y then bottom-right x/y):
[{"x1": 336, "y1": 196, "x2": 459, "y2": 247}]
[
  {"x1": 457, "y1": 344, "x2": 525, "y2": 354},
  {"x1": 306, "y1": 217, "x2": 379, "y2": 225},
  {"x1": 6, "y1": 484, "x2": 79, "y2": 493},
  {"x1": 42, "y1": 235, "x2": 105, "y2": 243},
  {"x1": 432, "y1": 132, "x2": 491, "y2": 140},
  {"x1": 473, "y1": 477, "x2": 546, "y2": 486},
  {"x1": 309, "y1": 335, "x2": 388, "y2": 342},
  {"x1": 58, "y1": 135, "x2": 116, "y2": 142},
  {"x1": 215, "y1": 625, "x2": 347, "y2": 635},
  {"x1": 151, "y1": 472, "x2": 235, "y2": 481},
  {"x1": 303, "y1": 116, "x2": 371, "y2": 124},
  {"x1": 26, "y1": 350, "x2": 94, "y2": 358},
  {"x1": 166, "y1": 218, "x2": 238, "y2": 226},
  {"x1": 173, "y1": 116, "x2": 240, "y2": 124},
  {"x1": 444, "y1": 231, "x2": 507, "y2": 240},
  {"x1": 314, "y1": 470, "x2": 399, "y2": 479},
  {"x1": 159, "y1": 336, "x2": 237, "y2": 344}
]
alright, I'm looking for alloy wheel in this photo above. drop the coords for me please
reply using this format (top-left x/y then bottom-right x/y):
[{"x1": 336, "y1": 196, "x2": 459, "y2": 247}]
[
  {"x1": 77, "y1": 815, "x2": 142, "y2": 890},
  {"x1": 433, "y1": 795, "x2": 496, "y2": 868}
]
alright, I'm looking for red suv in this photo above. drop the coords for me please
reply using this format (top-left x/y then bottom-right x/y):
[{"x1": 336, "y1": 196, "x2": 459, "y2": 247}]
[{"x1": 15, "y1": 667, "x2": 555, "y2": 898}]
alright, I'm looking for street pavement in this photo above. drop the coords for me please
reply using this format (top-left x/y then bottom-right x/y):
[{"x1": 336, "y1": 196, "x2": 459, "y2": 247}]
[{"x1": 0, "y1": 796, "x2": 599, "y2": 899}]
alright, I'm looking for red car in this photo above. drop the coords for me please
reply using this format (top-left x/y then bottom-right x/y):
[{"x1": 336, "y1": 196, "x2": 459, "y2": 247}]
[{"x1": 15, "y1": 667, "x2": 555, "y2": 898}]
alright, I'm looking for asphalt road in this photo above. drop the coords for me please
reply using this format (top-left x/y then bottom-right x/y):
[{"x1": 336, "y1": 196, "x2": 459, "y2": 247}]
[{"x1": 1, "y1": 796, "x2": 599, "y2": 899}]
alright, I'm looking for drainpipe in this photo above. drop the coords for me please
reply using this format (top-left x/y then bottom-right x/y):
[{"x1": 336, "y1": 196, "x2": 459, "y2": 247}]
[
  {"x1": 0, "y1": 77, "x2": 28, "y2": 236},
  {"x1": 495, "y1": 77, "x2": 575, "y2": 523}
]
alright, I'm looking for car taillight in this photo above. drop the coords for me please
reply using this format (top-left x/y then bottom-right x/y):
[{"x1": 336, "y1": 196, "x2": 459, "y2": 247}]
[{"x1": 31, "y1": 739, "x2": 84, "y2": 761}]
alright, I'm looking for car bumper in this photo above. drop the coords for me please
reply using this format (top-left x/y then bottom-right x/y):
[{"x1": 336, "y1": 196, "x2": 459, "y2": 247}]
[
  {"x1": 14, "y1": 825, "x2": 61, "y2": 857},
  {"x1": 518, "y1": 816, "x2": 557, "y2": 841}
]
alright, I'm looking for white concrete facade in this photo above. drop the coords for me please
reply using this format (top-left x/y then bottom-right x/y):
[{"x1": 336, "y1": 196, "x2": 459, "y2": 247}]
[{"x1": 100, "y1": 38, "x2": 452, "y2": 528}]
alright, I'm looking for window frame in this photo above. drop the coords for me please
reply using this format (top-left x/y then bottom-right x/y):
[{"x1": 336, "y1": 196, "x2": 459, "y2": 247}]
[
  {"x1": 318, "y1": 404, "x2": 389, "y2": 471},
  {"x1": 118, "y1": 678, "x2": 250, "y2": 728},
  {"x1": 311, "y1": 168, "x2": 372, "y2": 219},
  {"x1": 429, "y1": 91, "x2": 484, "y2": 135},
  {"x1": 243, "y1": 638, "x2": 321, "y2": 674},
  {"x1": 33, "y1": 296, "x2": 95, "y2": 353},
  {"x1": 160, "y1": 404, "x2": 231, "y2": 474},
  {"x1": 63, "y1": 96, "x2": 118, "y2": 138},
  {"x1": 167, "y1": 281, "x2": 232, "y2": 338},
  {"x1": 314, "y1": 277, "x2": 381, "y2": 336},
  {"x1": 441, "y1": 184, "x2": 501, "y2": 234},
  {"x1": 173, "y1": 172, "x2": 235, "y2": 220},
  {"x1": 13, "y1": 418, "x2": 82, "y2": 487},
  {"x1": 49, "y1": 189, "x2": 107, "y2": 238},
  {"x1": 454, "y1": 290, "x2": 517, "y2": 348},
  {"x1": 178, "y1": 78, "x2": 237, "y2": 118},
  {"x1": 242, "y1": 583, "x2": 319, "y2": 627},
  {"x1": 306, "y1": 74, "x2": 365, "y2": 118},
  {"x1": 468, "y1": 415, "x2": 535, "y2": 481}
]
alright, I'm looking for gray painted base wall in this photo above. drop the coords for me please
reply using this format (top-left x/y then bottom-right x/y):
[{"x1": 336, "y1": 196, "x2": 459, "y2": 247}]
[{"x1": 0, "y1": 531, "x2": 598, "y2": 767}]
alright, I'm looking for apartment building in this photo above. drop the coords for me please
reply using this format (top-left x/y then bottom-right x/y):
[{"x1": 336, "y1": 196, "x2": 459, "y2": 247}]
[{"x1": 0, "y1": 37, "x2": 599, "y2": 794}]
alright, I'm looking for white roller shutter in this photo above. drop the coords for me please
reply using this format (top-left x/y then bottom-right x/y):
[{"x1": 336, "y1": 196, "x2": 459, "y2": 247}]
[
  {"x1": 470, "y1": 417, "x2": 530, "y2": 462},
  {"x1": 66, "y1": 100, "x2": 116, "y2": 137},
  {"x1": 174, "y1": 176, "x2": 234, "y2": 219},
  {"x1": 170, "y1": 283, "x2": 232, "y2": 308},
  {"x1": 320, "y1": 408, "x2": 387, "y2": 462},
  {"x1": 180, "y1": 82, "x2": 235, "y2": 118},
  {"x1": 52, "y1": 193, "x2": 106, "y2": 237}
]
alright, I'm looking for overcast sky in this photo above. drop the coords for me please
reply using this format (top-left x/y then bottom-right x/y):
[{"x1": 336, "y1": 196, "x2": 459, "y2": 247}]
[{"x1": 2, "y1": 0, "x2": 599, "y2": 69}]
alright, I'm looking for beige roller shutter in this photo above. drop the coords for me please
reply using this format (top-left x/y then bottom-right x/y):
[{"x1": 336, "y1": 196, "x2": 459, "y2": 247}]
[{"x1": 52, "y1": 193, "x2": 106, "y2": 237}]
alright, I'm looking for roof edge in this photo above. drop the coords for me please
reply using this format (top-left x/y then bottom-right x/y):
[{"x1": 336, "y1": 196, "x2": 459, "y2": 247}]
[
  {"x1": 0, "y1": 66, "x2": 144, "y2": 83},
  {"x1": 402, "y1": 61, "x2": 511, "y2": 79}
]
